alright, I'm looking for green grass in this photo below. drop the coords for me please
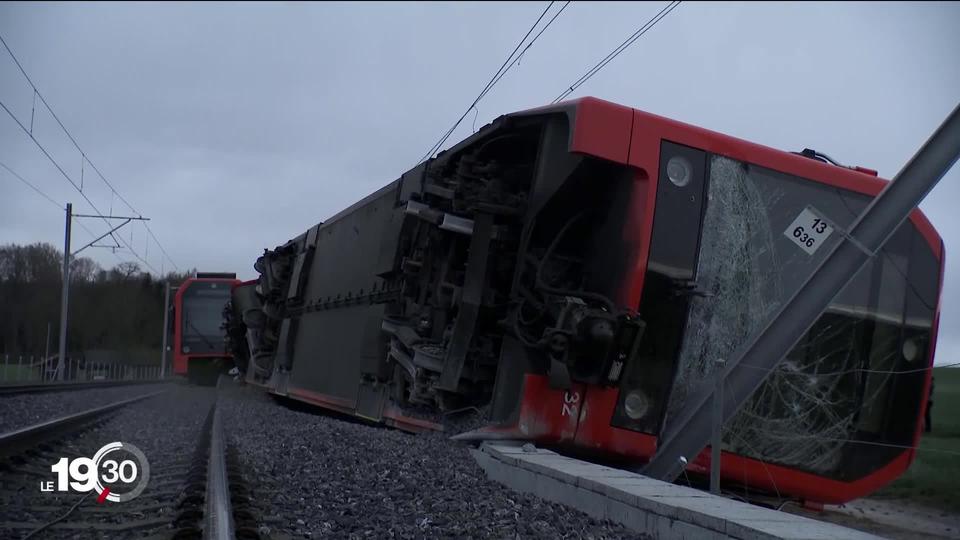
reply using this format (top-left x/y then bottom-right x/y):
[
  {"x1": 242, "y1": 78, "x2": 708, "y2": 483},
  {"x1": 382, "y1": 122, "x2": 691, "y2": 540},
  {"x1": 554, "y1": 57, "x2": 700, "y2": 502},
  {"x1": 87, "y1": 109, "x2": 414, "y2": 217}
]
[
  {"x1": 875, "y1": 366, "x2": 960, "y2": 512},
  {"x1": 0, "y1": 364, "x2": 41, "y2": 383}
]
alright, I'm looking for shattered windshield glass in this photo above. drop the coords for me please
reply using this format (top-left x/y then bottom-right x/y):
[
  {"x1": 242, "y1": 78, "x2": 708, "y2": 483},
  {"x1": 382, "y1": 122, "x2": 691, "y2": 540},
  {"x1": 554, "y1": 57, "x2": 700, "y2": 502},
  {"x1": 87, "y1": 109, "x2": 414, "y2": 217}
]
[{"x1": 665, "y1": 155, "x2": 937, "y2": 479}]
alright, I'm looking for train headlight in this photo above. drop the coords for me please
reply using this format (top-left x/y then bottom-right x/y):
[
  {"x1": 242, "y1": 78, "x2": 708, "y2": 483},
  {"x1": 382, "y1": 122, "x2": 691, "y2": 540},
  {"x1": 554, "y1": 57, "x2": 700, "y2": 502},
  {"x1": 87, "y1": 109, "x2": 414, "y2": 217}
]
[
  {"x1": 623, "y1": 390, "x2": 651, "y2": 420},
  {"x1": 902, "y1": 339, "x2": 919, "y2": 362},
  {"x1": 182, "y1": 346, "x2": 191, "y2": 354},
  {"x1": 666, "y1": 156, "x2": 692, "y2": 187}
]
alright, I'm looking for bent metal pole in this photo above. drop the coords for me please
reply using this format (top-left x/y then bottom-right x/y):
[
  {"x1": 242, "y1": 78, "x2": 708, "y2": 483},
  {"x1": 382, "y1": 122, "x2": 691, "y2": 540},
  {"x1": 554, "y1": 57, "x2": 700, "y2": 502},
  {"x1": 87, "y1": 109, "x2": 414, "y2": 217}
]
[{"x1": 645, "y1": 103, "x2": 960, "y2": 482}]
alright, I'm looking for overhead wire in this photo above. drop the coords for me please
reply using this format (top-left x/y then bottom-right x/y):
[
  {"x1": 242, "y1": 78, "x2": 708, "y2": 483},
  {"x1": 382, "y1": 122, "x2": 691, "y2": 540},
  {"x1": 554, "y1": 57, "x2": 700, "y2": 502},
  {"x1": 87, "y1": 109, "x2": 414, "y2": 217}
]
[
  {"x1": 416, "y1": 1, "x2": 569, "y2": 165},
  {"x1": 0, "y1": 32, "x2": 178, "y2": 272},
  {"x1": 485, "y1": 1, "x2": 571, "y2": 95},
  {"x1": 0, "y1": 159, "x2": 62, "y2": 209},
  {"x1": 0, "y1": 154, "x2": 132, "y2": 268},
  {"x1": 0, "y1": 96, "x2": 159, "y2": 273},
  {"x1": 552, "y1": 1, "x2": 681, "y2": 104}
]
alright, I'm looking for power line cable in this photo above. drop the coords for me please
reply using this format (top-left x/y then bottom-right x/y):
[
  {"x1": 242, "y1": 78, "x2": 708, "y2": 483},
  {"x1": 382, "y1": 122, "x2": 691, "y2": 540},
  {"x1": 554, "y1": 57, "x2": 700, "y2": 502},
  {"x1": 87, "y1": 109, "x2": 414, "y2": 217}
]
[
  {"x1": 0, "y1": 96, "x2": 158, "y2": 273},
  {"x1": 416, "y1": 1, "x2": 567, "y2": 165},
  {"x1": 0, "y1": 32, "x2": 178, "y2": 271},
  {"x1": 486, "y1": 2, "x2": 571, "y2": 95},
  {"x1": 0, "y1": 159, "x2": 126, "y2": 268},
  {"x1": 0, "y1": 159, "x2": 63, "y2": 209},
  {"x1": 552, "y1": 1, "x2": 680, "y2": 104}
]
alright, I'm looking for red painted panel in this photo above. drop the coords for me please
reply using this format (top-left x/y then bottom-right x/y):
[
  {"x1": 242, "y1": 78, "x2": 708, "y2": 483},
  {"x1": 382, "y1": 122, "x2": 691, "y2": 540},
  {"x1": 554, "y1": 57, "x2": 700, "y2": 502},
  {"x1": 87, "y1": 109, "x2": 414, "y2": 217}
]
[
  {"x1": 382, "y1": 405, "x2": 444, "y2": 433},
  {"x1": 456, "y1": 375, "x2": 583, "y2": 444},
  {"x1": 569, "y1": 97, "x2": 634, "y2": 165},
  {"x1": 512, "y1": 97, "x2": 941, "y2": 256},
  {"x1": 171, "y1": 277, "x2": 240, "y2": 376},
  {"x1": 626, "y1": 107, "x2": 942, "y2": 256},
  {"x1": 686, "y1": 445, "x2": 914, "y2": 505},
  {"x1": 288, "y1": 386, "x2": 355, "y2": 414}
]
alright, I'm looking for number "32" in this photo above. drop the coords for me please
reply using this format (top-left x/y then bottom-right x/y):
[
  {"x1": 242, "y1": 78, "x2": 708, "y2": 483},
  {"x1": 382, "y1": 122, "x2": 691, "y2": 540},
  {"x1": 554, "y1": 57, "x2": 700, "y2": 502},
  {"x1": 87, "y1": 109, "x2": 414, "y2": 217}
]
[{"x1": 561, "y1": 390, "x2": 580, "y2": 417}]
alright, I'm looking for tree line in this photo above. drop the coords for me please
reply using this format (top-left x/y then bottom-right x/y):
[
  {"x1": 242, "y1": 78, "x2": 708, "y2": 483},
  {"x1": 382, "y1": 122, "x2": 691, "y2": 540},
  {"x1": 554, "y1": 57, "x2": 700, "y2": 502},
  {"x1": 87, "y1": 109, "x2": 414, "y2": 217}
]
[{"x1": 0, "y1": 242, "x2": 194, "y2": 356}]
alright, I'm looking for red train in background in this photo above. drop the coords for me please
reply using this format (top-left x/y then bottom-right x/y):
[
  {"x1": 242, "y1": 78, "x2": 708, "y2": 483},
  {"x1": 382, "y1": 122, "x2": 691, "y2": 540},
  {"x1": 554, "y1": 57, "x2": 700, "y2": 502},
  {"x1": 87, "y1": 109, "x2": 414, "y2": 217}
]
[
  {"x1": 225, "y1": 97, "x2": 943, "y2": 507},
  {"x1": 171, "y1": 272, "x2": 241, "y2": 385}
]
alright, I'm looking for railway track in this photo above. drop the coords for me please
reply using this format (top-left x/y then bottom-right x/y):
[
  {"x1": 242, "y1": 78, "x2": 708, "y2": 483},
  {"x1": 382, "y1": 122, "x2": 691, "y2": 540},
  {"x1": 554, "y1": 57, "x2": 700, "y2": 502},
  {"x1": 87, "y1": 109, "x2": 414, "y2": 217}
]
[
  {"x1": 0, "y1": 384, "x2": 259, "y2": 539},
  {"x1": 0, "y1": 392, "x2": 164, "y2": 461},
  {"x1": 170, "y1": 399, "x2": 260, "y2": 539},
  {"x1": 0, "y1": 379, "x2": 173, "y2": 397}
]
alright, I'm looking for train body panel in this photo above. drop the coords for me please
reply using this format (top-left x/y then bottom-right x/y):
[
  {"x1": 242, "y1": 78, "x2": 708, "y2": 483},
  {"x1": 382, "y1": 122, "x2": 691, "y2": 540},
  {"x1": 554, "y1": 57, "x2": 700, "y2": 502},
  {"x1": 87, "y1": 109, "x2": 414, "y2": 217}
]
[{"x1": 228, "y1": 97, "x2": 944, "y2": 505}]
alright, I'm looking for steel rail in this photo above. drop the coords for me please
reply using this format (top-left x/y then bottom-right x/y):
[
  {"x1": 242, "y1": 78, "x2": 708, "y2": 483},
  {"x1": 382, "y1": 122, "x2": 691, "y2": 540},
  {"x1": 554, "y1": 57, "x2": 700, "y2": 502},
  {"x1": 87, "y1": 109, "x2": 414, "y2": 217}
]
[
  {"x1": 0, "y1": 390, "x2": 166, "y2": 458},
  {"x1": 203, "y1": 404, "x2": 235, "y2": 540},
  {"x1": 0, "y1": 379, "x2": 173, "y2": 396}
]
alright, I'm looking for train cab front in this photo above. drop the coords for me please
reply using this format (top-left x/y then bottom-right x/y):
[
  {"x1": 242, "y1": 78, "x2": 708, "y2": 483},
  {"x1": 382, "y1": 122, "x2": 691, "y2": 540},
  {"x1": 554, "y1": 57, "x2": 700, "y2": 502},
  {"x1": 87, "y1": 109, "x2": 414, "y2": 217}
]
[
  {"x1": 458, "y1": 97, "x2": 944, "y2": 506},
  {"x1": 173, "y1": 272, "x2": 242, "y2": 385}
]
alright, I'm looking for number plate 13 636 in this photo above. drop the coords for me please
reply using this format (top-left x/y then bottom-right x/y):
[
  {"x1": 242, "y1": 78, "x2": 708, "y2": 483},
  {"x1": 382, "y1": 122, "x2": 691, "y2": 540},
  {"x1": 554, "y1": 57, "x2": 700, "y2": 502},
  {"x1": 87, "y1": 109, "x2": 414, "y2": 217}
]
[{"x1": 784, "y1": 206, "x2": 834, "y2": 255}]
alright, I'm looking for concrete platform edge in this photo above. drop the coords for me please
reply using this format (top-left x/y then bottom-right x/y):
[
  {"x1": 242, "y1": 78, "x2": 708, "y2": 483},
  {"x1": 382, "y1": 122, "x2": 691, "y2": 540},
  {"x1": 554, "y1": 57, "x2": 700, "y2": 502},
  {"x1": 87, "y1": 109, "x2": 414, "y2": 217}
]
[{"x1": 471, "y1": 442, "x2": 884, "y2": 540}]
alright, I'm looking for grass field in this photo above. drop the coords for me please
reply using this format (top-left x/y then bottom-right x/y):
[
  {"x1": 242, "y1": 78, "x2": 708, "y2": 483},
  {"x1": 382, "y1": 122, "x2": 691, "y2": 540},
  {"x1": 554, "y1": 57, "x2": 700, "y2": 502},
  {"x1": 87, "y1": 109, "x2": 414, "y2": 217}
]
[{"x1": 875, "y1": 366, "x2": 960, "y2": 513}]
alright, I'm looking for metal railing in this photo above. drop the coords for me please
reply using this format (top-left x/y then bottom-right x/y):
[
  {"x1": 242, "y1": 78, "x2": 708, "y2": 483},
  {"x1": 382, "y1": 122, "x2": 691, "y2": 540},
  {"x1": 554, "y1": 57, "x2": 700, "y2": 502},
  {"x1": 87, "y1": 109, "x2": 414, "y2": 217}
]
[{"x1": 0, "y1": 354, "x2": 163, "y2": 384}]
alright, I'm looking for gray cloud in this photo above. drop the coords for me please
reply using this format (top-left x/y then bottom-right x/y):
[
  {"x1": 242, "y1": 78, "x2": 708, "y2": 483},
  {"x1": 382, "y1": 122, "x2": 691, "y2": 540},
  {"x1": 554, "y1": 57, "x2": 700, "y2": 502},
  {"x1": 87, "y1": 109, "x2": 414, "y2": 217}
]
[{"x1": 1, "y1": 1, "x2": 958, "y2": 363}]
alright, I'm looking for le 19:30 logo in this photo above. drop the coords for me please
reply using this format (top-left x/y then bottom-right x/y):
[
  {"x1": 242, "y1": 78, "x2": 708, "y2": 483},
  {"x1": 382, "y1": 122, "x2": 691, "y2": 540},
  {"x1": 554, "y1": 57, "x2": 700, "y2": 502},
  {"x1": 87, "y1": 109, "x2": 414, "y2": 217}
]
[{"x1": 41, "y1": 442, "x2": 151, "y2": 503}]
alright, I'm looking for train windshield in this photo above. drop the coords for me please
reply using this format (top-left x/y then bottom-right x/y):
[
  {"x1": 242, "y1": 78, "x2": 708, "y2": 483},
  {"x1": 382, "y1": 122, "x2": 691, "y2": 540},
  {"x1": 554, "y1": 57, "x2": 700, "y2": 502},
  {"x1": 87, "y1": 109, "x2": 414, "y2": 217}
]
[
  {"x1": 661, "y1": 152, "x2": 938, "y2": 480},
  {"x1": 181, "y1": 282, "x2": 231, "y2": 354}
]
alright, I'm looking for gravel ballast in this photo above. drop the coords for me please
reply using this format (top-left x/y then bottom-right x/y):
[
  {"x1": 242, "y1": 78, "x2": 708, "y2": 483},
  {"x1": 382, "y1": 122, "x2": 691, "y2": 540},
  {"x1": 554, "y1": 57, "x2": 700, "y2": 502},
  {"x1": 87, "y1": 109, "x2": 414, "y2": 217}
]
[
  {"x1": 0, "y1": 383, "x2": 175, "y2": 433},
  {"x1": 0, "y1": 384, "x2": 214, "y2": 539},
  {"x1": 220, "y1": 384, "x2": 642, "y2": 539}
]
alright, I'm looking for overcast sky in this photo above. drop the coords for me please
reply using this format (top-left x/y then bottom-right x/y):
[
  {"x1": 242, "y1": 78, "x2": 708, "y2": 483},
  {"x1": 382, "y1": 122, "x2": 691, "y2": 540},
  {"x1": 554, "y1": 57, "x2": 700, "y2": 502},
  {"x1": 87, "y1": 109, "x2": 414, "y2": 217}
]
[{"x1": 1, "y1": 1, "x2": 957, "y2": 364}]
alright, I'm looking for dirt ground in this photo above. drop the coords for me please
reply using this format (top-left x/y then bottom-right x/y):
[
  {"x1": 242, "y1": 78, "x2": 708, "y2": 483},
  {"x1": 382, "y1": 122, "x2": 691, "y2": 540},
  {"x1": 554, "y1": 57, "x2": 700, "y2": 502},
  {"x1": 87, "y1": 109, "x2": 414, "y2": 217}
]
[{"x1": 786, "y1": 498, "x2": 960, "y2": 539}]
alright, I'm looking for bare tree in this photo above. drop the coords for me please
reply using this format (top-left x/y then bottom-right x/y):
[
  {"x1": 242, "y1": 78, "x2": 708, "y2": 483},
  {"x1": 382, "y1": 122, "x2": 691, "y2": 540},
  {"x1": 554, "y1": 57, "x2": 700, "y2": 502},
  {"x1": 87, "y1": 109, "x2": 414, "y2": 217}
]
[
  {"x1": 112, "y1": 261, "x2": 142, "y2": 280},
  {"x1": 70, "y1": 257, "x2": 102, "y2": 284}
]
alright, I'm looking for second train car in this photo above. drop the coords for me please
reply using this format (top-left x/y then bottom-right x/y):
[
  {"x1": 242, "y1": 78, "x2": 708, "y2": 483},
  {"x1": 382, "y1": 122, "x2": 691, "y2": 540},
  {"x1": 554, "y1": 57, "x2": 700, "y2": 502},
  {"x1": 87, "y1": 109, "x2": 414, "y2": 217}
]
[
  {"x1": 227, "y1": 97, "x2": 943, "y2": 506},
  {"x1": 172, "y1": 272, "x2": 241, "y2": 385}
]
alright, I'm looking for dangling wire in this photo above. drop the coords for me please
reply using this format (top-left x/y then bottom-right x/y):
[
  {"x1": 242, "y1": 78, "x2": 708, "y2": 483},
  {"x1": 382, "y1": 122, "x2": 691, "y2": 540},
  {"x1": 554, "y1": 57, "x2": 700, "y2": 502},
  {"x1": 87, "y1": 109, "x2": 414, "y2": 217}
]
[{"x1": 29, "y1": 89, "x2": 36, "y2": 135}]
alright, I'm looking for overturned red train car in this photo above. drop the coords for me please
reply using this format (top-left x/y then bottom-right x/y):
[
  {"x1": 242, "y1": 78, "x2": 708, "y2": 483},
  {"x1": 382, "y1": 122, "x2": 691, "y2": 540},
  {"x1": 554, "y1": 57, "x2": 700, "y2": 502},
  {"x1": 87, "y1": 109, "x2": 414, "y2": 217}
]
[{"x1": 228, "y1": 97, "x2": 943, "y2": 505}]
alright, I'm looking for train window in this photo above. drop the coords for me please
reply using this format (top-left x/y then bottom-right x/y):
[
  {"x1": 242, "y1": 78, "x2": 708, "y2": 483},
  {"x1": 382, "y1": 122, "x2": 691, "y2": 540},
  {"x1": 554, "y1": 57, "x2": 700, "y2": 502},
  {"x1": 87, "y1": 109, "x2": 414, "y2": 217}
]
[{"x1": 181, "y1": 283, "x2": 231, "y2": 353}]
